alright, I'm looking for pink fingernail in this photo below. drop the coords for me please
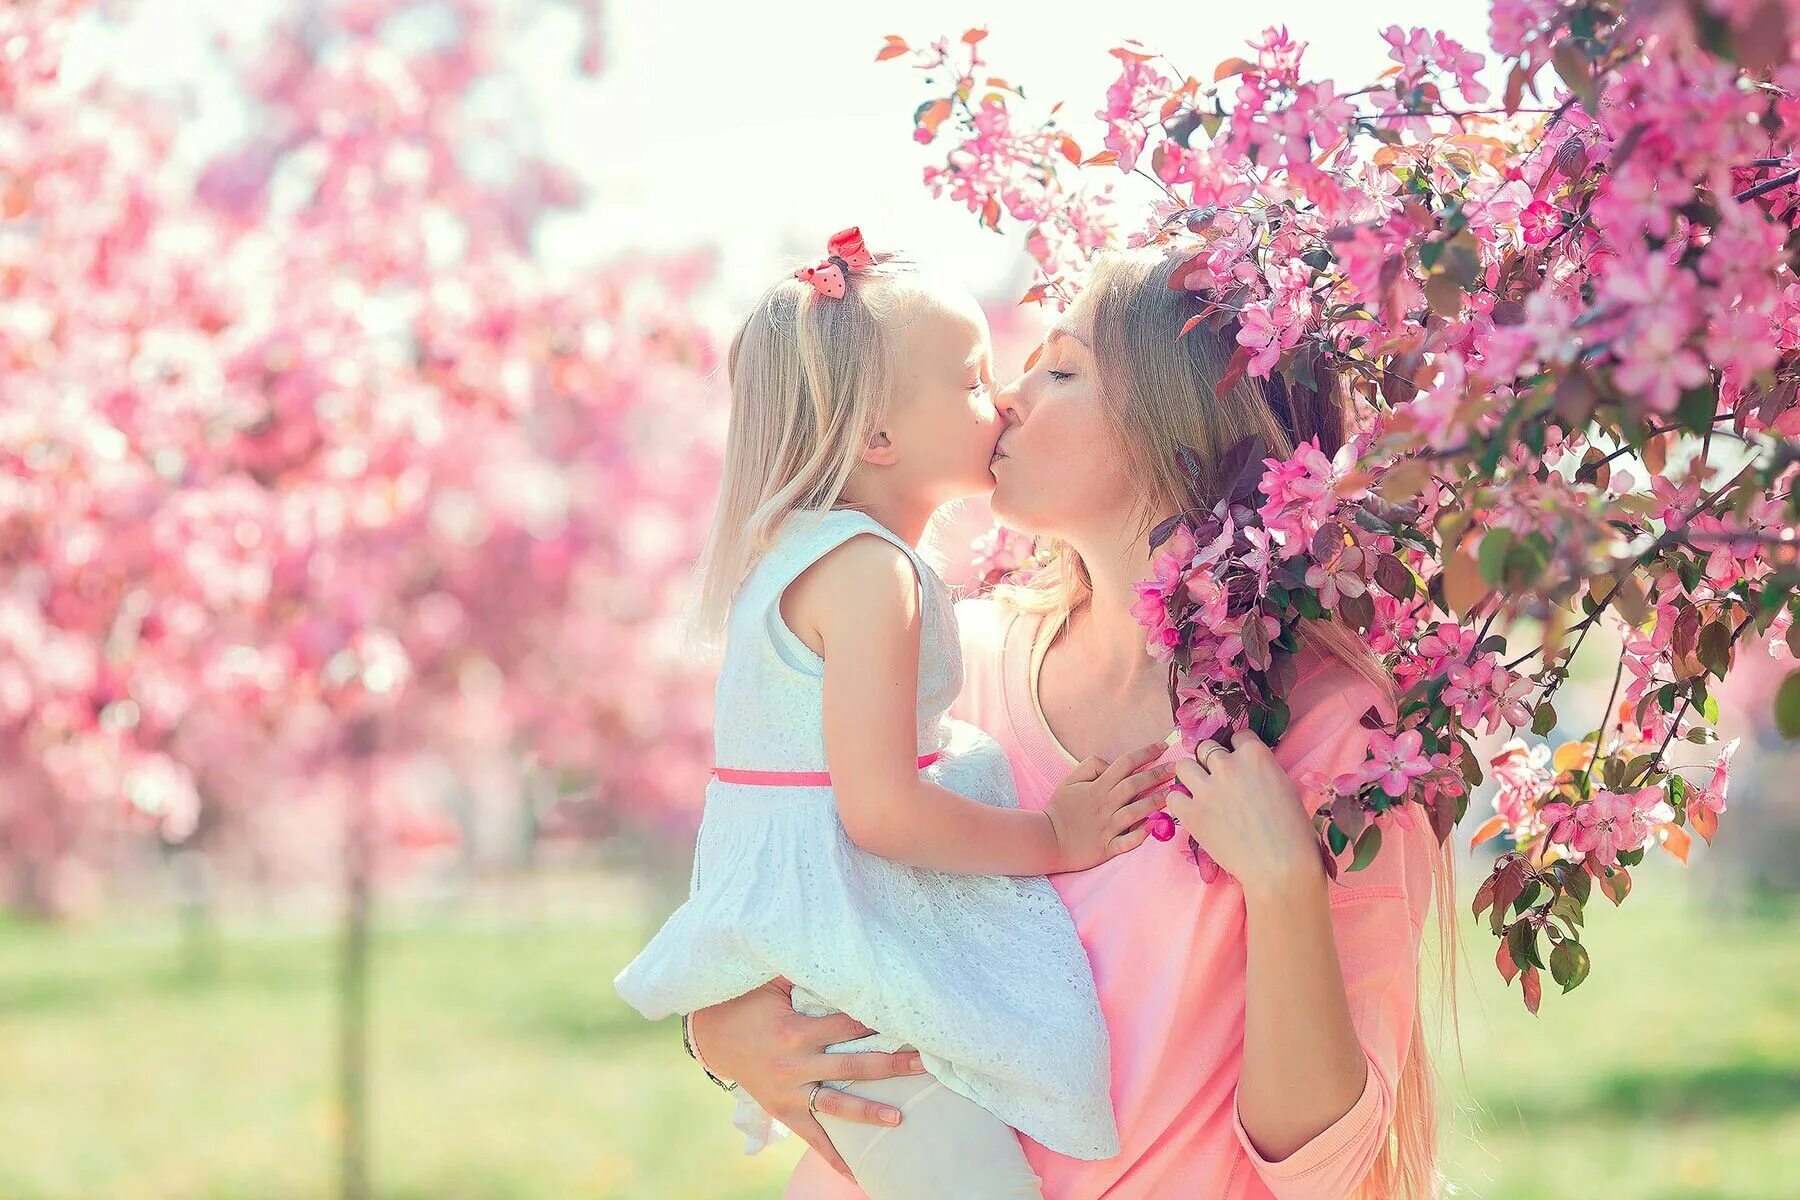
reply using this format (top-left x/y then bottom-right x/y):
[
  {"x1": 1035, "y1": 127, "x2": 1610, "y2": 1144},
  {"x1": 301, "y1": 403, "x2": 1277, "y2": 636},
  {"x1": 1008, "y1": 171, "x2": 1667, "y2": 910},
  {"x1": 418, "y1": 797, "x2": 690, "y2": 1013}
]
[{"x1": 881, "y1": 1107, "x2": 902, "y2": 1125}]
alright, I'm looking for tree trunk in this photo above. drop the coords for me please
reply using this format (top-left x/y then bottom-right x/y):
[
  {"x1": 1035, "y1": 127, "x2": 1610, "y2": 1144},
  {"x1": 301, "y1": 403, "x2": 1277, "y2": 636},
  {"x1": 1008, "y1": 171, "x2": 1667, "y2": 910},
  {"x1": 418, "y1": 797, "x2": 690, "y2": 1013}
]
[{"x1": 338, "y1": 724, "x2": 375, "y2": 1200}]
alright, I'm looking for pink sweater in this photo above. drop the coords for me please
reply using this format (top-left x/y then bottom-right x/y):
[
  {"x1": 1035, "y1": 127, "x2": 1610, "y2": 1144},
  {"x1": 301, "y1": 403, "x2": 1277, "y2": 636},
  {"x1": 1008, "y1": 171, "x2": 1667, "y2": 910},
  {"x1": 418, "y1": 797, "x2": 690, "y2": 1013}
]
[{"x1": 784, "y1": 599, "x2": 1438, "y2": 1200}]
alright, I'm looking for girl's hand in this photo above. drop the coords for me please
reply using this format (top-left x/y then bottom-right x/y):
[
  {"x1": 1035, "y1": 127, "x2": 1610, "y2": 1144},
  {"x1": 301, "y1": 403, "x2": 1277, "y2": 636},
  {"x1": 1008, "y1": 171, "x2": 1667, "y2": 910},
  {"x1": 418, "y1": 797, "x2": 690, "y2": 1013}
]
[
  {"x1": 1043, "y1": 743, "x2": 1175, "y2": 872},
  {"x1": 1168, "y1": 731, "x2": 1326, "y2": 900},
  {"x1": 686, "y1": 977, "x2": 927, "y2": 1182}
]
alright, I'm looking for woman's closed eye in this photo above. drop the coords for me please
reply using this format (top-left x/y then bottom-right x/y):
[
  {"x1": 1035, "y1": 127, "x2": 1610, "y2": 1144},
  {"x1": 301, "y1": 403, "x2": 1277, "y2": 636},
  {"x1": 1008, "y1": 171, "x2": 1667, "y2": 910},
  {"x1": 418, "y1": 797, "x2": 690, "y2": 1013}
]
[{"x1": 1047, "y1": 369, "x2": 1074, "y2": 381}]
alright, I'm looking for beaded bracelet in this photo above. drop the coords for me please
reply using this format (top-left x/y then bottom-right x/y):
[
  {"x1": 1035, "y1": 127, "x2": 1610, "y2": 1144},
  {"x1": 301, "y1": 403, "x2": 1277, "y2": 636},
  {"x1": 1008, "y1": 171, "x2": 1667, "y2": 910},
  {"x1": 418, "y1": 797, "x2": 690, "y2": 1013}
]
[{"x1": 682, "y1": 1013, "x2": 739, "y2": 1092}]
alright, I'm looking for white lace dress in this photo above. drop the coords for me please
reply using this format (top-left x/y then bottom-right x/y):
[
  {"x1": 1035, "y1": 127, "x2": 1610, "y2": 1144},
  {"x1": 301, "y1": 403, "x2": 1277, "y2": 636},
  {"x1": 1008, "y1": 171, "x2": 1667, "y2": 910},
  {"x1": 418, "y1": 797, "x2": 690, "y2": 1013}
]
[{"x1": 614, "y1": 508, "x2": 1118, "y2": 1160}]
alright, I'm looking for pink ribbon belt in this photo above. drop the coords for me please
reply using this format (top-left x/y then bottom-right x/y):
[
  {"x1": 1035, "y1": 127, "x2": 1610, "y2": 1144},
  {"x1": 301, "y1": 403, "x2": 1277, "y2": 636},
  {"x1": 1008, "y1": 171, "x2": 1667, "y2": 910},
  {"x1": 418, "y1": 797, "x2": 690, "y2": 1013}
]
[{"x1": 712, "y1": 750, "x2": 943, "y2": 787}]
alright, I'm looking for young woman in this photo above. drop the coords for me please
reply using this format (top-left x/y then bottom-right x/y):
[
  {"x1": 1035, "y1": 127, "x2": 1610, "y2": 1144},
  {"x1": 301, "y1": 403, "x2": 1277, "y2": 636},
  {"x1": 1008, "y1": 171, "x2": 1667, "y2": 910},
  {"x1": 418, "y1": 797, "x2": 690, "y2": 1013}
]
[{"x1": 687, "y1": 246, "x2": 1458, "y2": 1200}]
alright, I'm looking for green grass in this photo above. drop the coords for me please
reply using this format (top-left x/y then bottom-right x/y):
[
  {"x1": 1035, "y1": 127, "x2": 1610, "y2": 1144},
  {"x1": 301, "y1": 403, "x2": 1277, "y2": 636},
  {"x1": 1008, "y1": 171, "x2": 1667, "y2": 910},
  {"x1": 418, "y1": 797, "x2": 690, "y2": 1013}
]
[{"x1": 1, "y1": 871, "x2": 1796, "y2": 1199}]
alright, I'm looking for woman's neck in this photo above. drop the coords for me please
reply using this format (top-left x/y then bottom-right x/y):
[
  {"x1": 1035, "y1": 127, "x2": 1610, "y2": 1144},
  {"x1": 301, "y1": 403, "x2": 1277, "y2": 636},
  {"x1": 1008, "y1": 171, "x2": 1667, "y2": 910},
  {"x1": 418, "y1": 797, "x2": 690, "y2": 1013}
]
[{"x1": 1059, "y1": 521, "x2": 1164, "y2": 690}]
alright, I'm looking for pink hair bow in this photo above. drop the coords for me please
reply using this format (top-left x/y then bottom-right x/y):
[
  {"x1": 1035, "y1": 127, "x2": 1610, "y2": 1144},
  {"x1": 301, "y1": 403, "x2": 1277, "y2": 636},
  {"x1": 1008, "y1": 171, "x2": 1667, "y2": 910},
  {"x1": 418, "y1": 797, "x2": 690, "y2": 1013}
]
[{"x1": 794, "y1": 226, "x2": 877, "y2": 299}]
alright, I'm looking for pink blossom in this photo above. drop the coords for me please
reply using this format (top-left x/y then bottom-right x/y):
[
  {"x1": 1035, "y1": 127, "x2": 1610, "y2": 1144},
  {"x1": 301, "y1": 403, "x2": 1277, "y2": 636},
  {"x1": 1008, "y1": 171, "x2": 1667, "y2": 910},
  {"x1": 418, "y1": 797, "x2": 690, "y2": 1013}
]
[
  {"x1": 1489, "y1": 738, "x2": 1552, "y2": 834},
  {"x1": 1361, "y1": 728, "x2": 1433, "y2": 797},
  {"x1": 1686, "y1": 737, "x2": 1737, "y2": 821},
  {"x1": 1572, "y1": 786, "x2": 1673, "y2": 869}
]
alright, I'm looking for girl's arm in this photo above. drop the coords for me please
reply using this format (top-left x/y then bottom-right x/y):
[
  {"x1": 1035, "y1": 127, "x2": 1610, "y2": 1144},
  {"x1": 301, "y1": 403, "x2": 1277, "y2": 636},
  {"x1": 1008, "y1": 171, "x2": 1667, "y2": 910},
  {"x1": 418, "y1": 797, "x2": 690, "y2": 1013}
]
[{"x1": 789, "y1": 534, "x2": 1167, "y2": 876}]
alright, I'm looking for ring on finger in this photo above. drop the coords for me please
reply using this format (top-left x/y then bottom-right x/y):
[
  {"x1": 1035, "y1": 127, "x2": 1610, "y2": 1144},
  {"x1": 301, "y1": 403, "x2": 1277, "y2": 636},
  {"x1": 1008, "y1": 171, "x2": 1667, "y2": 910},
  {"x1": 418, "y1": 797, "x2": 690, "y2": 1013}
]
[
  {"x1": 806, "y1": 1080, "x2": 828, "y2": 1113},
  {"x1": 1194, "y1": 740, "x2": 1226, "y2": 772}
]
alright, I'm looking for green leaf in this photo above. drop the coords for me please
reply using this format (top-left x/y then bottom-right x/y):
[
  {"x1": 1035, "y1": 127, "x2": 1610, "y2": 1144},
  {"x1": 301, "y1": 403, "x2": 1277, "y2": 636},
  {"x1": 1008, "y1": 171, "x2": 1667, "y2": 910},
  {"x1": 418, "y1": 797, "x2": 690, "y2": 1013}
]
[
  {"x1": 1698, "y1": 621, "x2": 1732, "y2": 679},
  {"x1": 1505, "y1": 920, "x2": 1534, "y2": 970},
  {"x1": 1250, "y1": 697, "x2": 1291, "y2": 744},
  {"x1": 1532, "y1": 702, "x2": 1557, "y2": 736},
  {"x1": 1549, "y1": 938, "x2": 1591, "y2": 993},
  {"x1": 1550, "y1": 893, "x2": 1584, "y2": 929},
  {"x1": 1778, "y1": 669, "x2": 1800, "y2": 739},
  {"x1": 1563, "y1": 862, "x2": 1592, "y2": 905},
  {"x1": 1478, "y1": 530, "x2": 1515, "y2": 586},
  {"x1": 1348, "y1": 824, "x2": 1383, "y2": 872},
  {"x1": 1327, "y1": 821, "x2": 1350, "y2": 855}
]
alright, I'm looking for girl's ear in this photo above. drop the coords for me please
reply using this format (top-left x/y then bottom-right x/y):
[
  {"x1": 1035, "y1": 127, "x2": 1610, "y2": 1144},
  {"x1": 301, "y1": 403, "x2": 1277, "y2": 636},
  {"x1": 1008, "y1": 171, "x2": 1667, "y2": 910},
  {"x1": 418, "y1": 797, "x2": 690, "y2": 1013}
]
[{"x1": 857, "y1": 429, "x2": 899, "y2": 466}]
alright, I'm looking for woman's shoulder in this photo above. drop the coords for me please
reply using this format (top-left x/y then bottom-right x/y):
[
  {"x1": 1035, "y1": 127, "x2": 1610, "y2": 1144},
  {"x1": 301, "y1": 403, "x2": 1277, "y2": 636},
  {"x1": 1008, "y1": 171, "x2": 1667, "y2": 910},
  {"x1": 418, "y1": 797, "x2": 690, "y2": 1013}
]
[
  {"x1": 953, "y1": 594, "x2": 1008, "y2": 645},
  {"x1": 1289, "y1": 647, "x2": 1395, "y2": 728},
  {"x1": 949, "y1": 596, "x2": 1031, "y2": 729},
  {"x1": 954, "y1": 594, "x2": 1049, "y2": 663}
]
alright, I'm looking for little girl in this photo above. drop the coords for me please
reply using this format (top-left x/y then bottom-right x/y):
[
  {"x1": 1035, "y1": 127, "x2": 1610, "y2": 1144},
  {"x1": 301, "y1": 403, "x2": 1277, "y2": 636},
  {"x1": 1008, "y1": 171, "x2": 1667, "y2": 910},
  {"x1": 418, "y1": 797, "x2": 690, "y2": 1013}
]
[{"x1": 614, "y1": 229, "x2": 1175, "y2": 1199}]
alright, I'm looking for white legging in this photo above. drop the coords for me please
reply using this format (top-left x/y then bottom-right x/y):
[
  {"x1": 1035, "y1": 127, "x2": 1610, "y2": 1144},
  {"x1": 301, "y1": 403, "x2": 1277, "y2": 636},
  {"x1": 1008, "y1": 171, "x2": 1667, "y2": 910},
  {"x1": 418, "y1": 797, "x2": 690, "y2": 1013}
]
[{"x1": 813, "y1": 1062, "x2": 1045, "y2": 1200}]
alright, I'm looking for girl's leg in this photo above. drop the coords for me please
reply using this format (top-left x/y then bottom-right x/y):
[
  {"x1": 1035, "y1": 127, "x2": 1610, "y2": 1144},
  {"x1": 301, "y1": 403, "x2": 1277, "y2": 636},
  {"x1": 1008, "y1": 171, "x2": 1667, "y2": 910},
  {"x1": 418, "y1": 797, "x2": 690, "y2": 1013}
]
[{"x1": 814, "y1": 1071, "x2": 1044, "y2": 1200}]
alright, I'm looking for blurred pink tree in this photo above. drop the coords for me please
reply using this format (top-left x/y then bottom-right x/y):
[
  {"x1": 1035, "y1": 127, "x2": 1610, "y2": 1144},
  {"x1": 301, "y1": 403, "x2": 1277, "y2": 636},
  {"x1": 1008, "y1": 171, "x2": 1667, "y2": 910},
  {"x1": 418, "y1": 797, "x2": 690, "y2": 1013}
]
[{"x1": 0, "y1": 1, "x2": 720, "y2": 1193}]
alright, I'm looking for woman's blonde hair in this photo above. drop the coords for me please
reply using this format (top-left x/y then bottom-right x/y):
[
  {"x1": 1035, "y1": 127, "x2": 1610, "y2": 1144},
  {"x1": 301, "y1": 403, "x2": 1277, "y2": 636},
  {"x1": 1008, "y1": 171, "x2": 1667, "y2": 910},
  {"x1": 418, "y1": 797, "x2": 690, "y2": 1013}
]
[
  {"x1": 1000, "y1": 246, "x2": 1460, "y2": 1199},
  {"x1": 692, "y1": 250, "x2": 923, "y2": 637}
]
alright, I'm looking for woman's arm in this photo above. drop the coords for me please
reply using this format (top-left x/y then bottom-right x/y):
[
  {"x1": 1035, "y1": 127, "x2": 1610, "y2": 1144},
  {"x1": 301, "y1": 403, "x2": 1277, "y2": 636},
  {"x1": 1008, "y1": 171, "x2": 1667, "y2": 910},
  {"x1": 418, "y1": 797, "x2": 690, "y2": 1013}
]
[
  {"x1": 801, "y1": 535, "x2": 1169, "y2": 875},
  {"x1": 686, "y1": 977, "x2": 926, "y2": 1182},
  {"x1": 1169, "y1": 690, "x2": 1435, "y2": 1200},
  {"x1": 1236, "y1": 866, "x2": 1370, "y2": 1161}
]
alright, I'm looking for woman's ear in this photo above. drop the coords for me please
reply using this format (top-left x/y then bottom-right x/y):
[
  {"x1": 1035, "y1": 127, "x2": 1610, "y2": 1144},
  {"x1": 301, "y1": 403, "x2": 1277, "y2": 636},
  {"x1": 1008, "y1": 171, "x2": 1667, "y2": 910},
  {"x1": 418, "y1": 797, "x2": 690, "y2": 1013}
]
[{"x1": 858, "y1": 429, "x2": 899, "y2": 466}]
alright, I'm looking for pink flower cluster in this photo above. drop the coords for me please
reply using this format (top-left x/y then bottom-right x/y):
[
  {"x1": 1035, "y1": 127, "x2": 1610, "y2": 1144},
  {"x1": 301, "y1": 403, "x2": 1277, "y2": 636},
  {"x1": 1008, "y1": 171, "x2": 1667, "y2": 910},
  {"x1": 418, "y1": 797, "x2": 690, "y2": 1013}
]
[
  {"x1": 897, "y1": 8, "x2": 1799, "y2": 992},
  {"x1": 1, "y1": 0, "x2": 725, "y2": 910}
]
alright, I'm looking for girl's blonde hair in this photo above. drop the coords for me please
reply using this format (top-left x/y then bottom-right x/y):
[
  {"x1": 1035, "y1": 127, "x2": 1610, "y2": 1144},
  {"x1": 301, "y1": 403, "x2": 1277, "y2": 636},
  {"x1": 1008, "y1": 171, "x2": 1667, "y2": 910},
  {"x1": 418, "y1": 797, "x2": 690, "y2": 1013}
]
[
  {"x1": 693, "y1": 250, "x2": 922, "y2": 638},
  {"x1": 999, "y1": 246, "x2": 1459, "y2": 1200}
]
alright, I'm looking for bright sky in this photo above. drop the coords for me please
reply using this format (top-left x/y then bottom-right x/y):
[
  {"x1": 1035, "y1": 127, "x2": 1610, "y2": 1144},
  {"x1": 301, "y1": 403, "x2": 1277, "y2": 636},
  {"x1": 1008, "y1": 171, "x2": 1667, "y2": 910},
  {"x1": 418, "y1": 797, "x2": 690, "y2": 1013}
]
[
  {"x1": 78, "y1": 0, "x2": 1498, "y2": 318},
  {"x1": 537, "y1": 0, "x2": 1498, "y2": 310}
]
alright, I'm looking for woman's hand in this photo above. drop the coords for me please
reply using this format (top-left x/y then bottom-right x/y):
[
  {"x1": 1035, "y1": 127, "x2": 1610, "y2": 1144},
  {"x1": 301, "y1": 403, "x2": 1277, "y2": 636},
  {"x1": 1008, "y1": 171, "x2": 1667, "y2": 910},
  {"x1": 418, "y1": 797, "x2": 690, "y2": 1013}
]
[
  {"x1": 686, "y1": 976, "x2": 926, "y2": 1181},
  {"x1": 1168, "y1": 730, "x2": 1326, "y2": 900}
]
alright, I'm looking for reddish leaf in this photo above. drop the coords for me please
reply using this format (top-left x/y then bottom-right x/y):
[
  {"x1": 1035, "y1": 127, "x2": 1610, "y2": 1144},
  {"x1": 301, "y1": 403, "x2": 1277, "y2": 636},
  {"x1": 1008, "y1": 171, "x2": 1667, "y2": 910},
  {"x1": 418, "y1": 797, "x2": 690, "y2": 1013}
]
[
  {"x1": 1521, "y1": 965, "x2": 1542, "y2": 1014},
  {"x1": 915, "y1": 98, "x2": 953, "y2": 136},
  {"x1": 1374, "y1": 552, "x2": 1416, "y2": 600},
  {"x1": 962, "y1": 27, "x2": 988, "y2": 45},
  {"x1": 982, "y1": 193, "x2": 1001, "y2": 231},
  {"x1": 1468, "y1": 815, "x2": 1507, "y2": 849},
  {"x1": 1217, "y1": 343, "x2": 1250, "y2": 400},
  {"x1": 1442, "y1": 545, "x2": 1488, "y2": 618},
  {"x1": 1690, "y1": 801, "x2": 1719, "y2": 843},
  {"x1": 1472, "y1": 871, "x2": 1498, "y2": 917},
  {"x1": 1058, "y1": 135, "x2": 1082, "y2": 166},
  {"x1": 875, "y1": 35, "x2": 910, "y2": 62},
  {"x1": 1081, "y1": 150, "x2": 1121, "y2": 167},
  {"x1": 1503, "y1": 63, "x2": 1531, "y2": 115},
  {"x1": 1598, "y1": 865, "x2": 1633, "y2": 906},
  {"x1": 1496, "y1": 936, "x2": 1519, "y2": 984},
  {"x1": 1213, "y1": 56, "x2": 1255, "y2": 81},
  {"x1": 1179, "y1": 314, "x2": 1206, "y2": 338},
  {"x1": 1377, "y1": 459, "x2": 1432, "y2": 503},
  {"x1": 1660, "y1": 823, "x2": 1692, "y2": 863}
]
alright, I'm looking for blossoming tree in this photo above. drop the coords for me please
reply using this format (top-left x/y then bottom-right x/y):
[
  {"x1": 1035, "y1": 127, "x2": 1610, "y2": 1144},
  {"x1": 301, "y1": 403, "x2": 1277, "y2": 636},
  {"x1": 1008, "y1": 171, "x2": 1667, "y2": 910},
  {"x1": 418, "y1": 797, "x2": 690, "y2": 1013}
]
[
  {"x1": 2, "y1": 1, "x2": 718, "y2": 1194},
  {"x1": 885, "y1": 1, "x2": 1798, "y2": 1010}
]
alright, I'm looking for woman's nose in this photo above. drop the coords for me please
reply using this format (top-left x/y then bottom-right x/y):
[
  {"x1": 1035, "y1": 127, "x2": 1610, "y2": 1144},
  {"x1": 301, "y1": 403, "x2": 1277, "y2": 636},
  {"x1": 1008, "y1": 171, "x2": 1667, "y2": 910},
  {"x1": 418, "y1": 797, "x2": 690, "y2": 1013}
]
[{"x1": 994, "y1": 376, "x2": 1025, "y2": 422}]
